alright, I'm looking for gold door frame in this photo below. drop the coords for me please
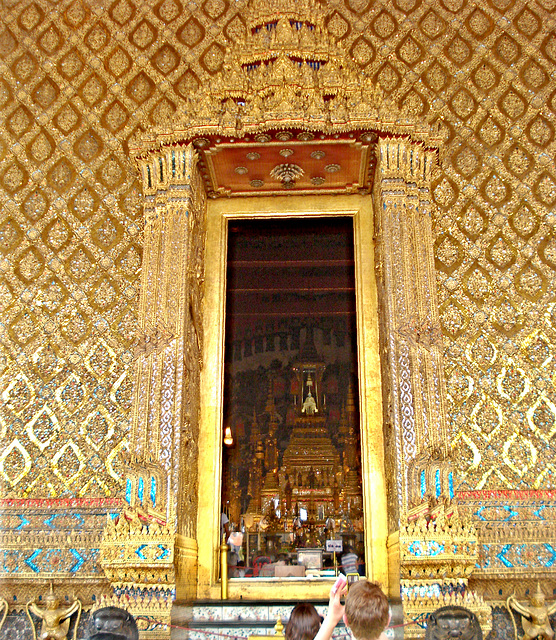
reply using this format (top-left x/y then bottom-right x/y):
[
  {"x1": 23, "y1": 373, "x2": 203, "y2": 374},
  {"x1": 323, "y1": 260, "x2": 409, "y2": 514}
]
[
  {"x1": 195, "y1": 194, "x2": 388, "y2": 600},
  {"x1": 117, "y1": 0, "x2": 447, "y2": 615},
  {"x1": 123, "y1": 138, "x2": 446, "y2": 611}
]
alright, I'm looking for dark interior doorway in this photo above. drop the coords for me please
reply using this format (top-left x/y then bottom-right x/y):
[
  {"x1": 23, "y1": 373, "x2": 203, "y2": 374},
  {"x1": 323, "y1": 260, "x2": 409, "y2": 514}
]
[{"x1": 221, "y1": 217, "x2": 365, "y2": 579}]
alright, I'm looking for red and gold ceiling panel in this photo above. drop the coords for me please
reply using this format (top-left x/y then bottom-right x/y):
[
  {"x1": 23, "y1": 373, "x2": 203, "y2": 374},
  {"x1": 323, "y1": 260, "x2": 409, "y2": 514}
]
[{"x1": 192, "y1": 130, "x2": 377, "y2": 197}]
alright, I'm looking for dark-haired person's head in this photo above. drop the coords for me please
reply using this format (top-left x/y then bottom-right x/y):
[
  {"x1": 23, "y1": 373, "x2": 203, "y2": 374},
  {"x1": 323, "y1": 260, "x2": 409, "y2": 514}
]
[
  {"x1": 345, "y1": 580, "x2": 390, "y2": 640},
  {"x1": 286, "y1": 603, "x2": 323, "y2": 640}
]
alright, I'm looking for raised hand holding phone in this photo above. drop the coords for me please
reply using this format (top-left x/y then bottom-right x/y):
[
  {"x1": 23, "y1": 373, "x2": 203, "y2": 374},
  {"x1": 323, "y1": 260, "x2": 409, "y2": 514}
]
[
  {"x1": 314, "y1": 582, "x2": 347, "y2": 640},
  {"x1": 332, "y1": 573, "x2": 347, "y2": 594}
]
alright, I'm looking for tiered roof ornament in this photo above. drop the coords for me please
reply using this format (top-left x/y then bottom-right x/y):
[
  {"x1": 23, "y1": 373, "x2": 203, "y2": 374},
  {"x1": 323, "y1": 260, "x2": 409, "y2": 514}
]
[
  {"x1": 135, "y1": 0, "x2": 441, "y2": 197},
  {"x1": 194, "y1": 0, "x2": 382, "y2": 133},
  {"x1": 134, "y1": 0, "x2": 442, "y2": 197},
  {"x1": 140, "y1": 0, "x2": 440, "y2": 150}
]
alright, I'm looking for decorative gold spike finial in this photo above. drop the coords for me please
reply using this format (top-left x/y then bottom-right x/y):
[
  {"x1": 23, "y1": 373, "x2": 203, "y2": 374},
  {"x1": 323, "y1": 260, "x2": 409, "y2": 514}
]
[{"x1": 135, "y1": 0, "x2": 441, "y2": 156}]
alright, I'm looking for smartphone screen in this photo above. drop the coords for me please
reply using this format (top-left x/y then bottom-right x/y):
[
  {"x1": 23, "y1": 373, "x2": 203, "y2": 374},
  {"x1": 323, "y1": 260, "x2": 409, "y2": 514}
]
[{"x1": 346, "y1": 573, "x2": 360, "y2": 590}]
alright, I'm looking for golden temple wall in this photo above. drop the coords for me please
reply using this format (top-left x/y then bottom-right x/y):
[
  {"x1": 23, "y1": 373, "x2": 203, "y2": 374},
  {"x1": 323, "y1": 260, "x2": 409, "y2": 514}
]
[{"x1": 1, "y1": 0, "x2": 556, "y2": 611}]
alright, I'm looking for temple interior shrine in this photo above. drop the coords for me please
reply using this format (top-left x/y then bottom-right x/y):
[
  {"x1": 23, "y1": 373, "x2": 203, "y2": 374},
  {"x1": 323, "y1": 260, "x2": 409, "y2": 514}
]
[{"x1": 222, "y1": 219, "x2": 365, "y2": 577}]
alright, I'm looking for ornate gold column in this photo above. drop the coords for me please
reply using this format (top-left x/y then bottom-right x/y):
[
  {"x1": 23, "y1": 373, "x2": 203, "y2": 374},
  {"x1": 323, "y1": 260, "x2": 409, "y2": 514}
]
[
  {"x1": 374, "y1": 137, "x2": 449, "y2": 524},
  {"x1": 374, "y1": 137, "x2": 489, "y2": 634},
  {"x1": 100, "y1": 144, "x2": 206, "y2": 634}
]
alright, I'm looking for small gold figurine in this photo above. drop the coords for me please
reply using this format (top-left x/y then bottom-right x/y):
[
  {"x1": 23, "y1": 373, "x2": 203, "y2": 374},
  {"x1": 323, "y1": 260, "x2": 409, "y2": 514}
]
[
  {"x1": 507, "y1": 584, "x2": 556, "y2": 640},
  {"x1": 26, "y1": 585, "x2": 82, "y2": 640},
  {"x1": 0, "y1": 597, "x2": 8, "y2": 633}
]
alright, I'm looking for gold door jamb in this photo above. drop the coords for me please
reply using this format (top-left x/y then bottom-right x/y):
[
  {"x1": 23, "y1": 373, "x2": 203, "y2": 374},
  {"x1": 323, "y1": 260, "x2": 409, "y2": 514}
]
[{"x1": 194, "y1": 193, "x2": 388, "y2": 601}]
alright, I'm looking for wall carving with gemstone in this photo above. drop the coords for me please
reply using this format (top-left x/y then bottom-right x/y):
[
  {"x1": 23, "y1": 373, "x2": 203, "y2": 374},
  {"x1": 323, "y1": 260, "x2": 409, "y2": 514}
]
[{"x1": 0, "y1": 0, "x2": 555, "y2": 613}]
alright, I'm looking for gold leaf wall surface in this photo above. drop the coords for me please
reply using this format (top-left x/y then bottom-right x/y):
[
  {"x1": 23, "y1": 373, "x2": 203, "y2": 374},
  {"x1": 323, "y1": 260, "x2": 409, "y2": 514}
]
[{"x1": 0, "y1": 0, "x2": 555, "y2": 500}]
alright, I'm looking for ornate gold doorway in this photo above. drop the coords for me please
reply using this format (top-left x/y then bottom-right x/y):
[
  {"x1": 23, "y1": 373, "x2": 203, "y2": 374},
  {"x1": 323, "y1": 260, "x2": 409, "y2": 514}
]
[
  {"x1": 117, "y1": 0, "x2": 447, "y2": 623},
  {"x1": 197, "y1": 194, "x2": 386, "y2": 600},
  {"x1": 120, "y1": 133, "x2": 445, "y2": 622}
]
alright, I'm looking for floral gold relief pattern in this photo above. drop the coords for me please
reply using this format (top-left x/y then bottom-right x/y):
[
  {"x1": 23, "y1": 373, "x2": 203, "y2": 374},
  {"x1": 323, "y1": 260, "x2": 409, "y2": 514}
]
[{"x1": 0, "y1": 0, "x2": 554, "y2": 634}]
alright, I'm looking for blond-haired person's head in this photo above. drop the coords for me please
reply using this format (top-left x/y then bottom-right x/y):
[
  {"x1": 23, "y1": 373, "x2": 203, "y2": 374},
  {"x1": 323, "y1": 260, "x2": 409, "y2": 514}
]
[{"x1": 344, "y1": 580, "x2": 390, "y2": 640}]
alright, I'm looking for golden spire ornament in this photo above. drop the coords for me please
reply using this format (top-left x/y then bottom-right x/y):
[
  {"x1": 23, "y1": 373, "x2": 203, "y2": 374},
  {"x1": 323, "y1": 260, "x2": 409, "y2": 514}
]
[
  {"x1": 135, "y1": 0, "x2": 441, "y2": 158},
  {"x1": 134, "y1": 0, "x2": 441, "y2": 199}
]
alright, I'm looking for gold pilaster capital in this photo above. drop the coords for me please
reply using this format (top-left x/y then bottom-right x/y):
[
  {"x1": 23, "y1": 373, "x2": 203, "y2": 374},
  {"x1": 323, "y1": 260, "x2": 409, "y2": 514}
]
[
  {"x1": 137, "y1": 143, "x2": 198, "y2": 197},
  {"x1": 376, "y1": 137, "x2": 440, "y2": 190}
]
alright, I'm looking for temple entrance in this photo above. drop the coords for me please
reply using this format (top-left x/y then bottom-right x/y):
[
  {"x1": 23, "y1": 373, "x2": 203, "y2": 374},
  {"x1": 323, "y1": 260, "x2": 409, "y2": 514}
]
[
  {"x1": 222, "y1": 218, "x2": 365, "y2": 579},
  {"x1": 196, "y1": 194, "x2": 388, "y2": 600},
  {"x1": 126, "y1": 0, "x2": 445, "y2": 611}
]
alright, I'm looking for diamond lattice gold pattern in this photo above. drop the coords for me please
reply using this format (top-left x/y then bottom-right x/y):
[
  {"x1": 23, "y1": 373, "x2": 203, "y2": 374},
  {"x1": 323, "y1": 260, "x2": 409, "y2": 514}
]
[{"x1": 0, "y1": 0, "x2": 555, "y2": 500}]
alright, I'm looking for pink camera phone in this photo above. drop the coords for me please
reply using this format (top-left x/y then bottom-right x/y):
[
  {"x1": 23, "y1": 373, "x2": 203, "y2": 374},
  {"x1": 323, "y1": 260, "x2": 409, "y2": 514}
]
[{"x1": 332, "y1": 573, "x2": 347, "y2": 594}]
